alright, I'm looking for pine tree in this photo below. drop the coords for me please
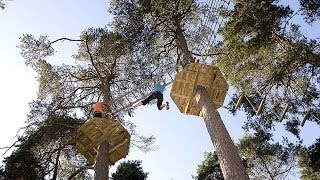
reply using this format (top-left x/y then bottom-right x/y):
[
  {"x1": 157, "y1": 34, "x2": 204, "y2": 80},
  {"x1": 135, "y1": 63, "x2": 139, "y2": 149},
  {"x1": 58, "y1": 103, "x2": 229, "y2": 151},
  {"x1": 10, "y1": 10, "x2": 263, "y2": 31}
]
[
  {"x1": 110, "y1": 1, "x2": 249, "y2": 179},
  {"x1": 16, "y1": 27, "x2": 170, "y2": 179},
  {"x1": 111, "y1": 160, "x2": 148, "y2": 180},
  {"x1": 218, "y1": 0, "x2": 320, "y2": 138}
]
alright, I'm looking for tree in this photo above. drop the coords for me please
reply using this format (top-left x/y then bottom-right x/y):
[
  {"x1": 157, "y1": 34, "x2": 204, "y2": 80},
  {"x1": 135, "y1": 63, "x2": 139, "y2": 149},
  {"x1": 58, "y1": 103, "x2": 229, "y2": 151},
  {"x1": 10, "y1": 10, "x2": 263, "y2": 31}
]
[
  {"x1": 217, "y1": 0, "x2": 320, "y2": 138},
  {"x1": 193, "y1": 152, "x2": 224, "y2": 180},
  {"x1": 109, "y1": 0, "x2": 215, "y2": 67},
  {"x1": 1, "y1": 113, "x2": 92, "y2": 180},
  {"x1": 110, "y1": 0, "x2": 249, "y2": 179},
  {"x1": 299, "y1": 138, "x2": 320, "y2": 179},
  {"x1": 300, "y1": 0, "x2": 320, "y2": 23},
  {"x1": 2, "y1": 138, "x2": 45, "y2": 180},
  {"x1": 238, "y1": 134, "x2": 300, "y2": 180},
  {"x1": 18, "y1": 27, "x2": 169, "y2": 179},
  {"x1": 111, "y1": 160, "x2": 148, "y2": 180},
  {"x1": 194, "y1": 131, "x2": 301, "y2": 180}
]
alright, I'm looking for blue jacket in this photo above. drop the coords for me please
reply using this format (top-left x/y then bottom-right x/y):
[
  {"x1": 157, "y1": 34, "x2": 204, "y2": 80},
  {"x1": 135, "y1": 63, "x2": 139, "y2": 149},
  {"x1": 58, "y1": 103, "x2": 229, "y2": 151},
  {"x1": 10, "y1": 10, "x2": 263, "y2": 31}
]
[{"x1": 154, "y1": 83, "x2": 164, "y2": 93}]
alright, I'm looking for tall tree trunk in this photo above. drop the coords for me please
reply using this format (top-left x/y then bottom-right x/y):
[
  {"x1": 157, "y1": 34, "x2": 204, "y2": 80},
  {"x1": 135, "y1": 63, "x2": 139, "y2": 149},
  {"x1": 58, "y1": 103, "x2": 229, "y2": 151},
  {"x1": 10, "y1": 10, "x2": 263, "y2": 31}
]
[
  {"x1": 94, "y1": 81, "x2": 111, "y2": 180},
  {"x1": 94, "y1": 140, "x2": 109, "y2": 180},
  {"x1": 175, "y1": 23, "x2": 193, "y2": 67},
  {"x1": 195, "y1": 86, "x2": 249, "y2": 180}
]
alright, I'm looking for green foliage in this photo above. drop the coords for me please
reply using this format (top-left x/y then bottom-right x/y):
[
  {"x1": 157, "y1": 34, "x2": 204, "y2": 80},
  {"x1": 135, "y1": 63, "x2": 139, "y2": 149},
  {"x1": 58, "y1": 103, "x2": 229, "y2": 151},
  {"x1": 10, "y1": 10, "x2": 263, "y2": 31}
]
[
  {"x1": 193, "y1": 152, "x2": 224, "y2": 180},
  {"x1": 194, "y1": 132, "x2": 301, "y2": 180},
  {"x1": 2, "y1": 114, "x2": 92, "y2": 180},
  {"x1": 300, "y1": 0, "x2": 320, "y2": 23},
  {"x1": 17, "y1": 24, "x2": 166, "y2": 177},
  {"x1": 2, "y1": 139, "x2": 44, "y2": 180},
  {"x1": 109, "y1": 0, "x2": 211, "y2": 65},
  {"x1": 18, "y1": 27, "x2": 172, "y2": 118},
  {"x1": 111, "y1": 160, "x2": 148, "y2": 180},
  {"x1": 299, "y1": 138, "x2": 320, "y2": 179},
  {"x1": 218, "y1": 0, "x2": 320, "y2": 138},
  {"x1": 220, "y1": 0, "x2": 292, "y2": 50},
  {"x1": 238, "y1": 134, "x2": 301, "y2": 179}
]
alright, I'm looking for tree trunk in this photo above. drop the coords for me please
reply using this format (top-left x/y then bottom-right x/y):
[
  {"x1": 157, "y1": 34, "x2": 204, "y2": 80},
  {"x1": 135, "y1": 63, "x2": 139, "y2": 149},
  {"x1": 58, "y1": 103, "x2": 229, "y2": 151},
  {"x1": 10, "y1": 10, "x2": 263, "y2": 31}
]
[
  {"x1": 94, "y1": 140, "x2": 109, "y2": 180},
  {"x1": 175, "y1": 23, "x2": 193, "y2": 67},
  {"x1": 93, "y1": 81, "x2": 111, "y2": 179},
  {"x1": 195, "y1": 86, "x2": 249, "y2": 180}
]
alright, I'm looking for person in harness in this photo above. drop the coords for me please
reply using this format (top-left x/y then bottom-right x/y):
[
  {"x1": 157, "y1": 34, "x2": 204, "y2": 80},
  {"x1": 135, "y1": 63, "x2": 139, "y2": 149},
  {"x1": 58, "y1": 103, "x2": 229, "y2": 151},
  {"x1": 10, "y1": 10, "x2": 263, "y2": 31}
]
[
  {"x1": 128, "y1": 82, "x2": 169, "y2": 117},
  {"x1": 93, "y1": 102, "x2": 119, "y2": 120}
]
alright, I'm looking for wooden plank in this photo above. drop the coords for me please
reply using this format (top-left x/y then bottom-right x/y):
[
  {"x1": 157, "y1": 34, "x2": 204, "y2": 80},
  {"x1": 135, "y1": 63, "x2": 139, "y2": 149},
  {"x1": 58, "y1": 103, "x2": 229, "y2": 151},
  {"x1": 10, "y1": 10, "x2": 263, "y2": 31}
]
[
  {"x1": 256, "y1": 95, "x2": 266, "y2": 115},
  {"x1": 278, "y1": 104, "x2": 289, "y2": 122},
  {"x1": 301, "y1": 108, "x2": 311, "y2": 127},
  {"x1": 234, "y1": 94, "x2": 244, "y2": 110}
]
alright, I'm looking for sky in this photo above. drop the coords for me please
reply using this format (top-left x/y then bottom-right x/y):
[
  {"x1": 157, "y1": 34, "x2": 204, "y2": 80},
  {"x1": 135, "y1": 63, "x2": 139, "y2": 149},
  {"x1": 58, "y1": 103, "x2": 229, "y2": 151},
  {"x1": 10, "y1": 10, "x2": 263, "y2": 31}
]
[{"x1": 0, "y1": 0, "x2": 319, "y2": 180}]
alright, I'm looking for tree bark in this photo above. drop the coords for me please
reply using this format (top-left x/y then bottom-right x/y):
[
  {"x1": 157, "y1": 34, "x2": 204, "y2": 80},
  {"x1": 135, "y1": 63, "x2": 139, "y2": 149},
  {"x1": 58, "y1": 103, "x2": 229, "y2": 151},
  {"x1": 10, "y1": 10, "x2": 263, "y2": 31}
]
[
  {"x1": 94, "y1": 140, "x2": 109, "y2": 180},
  {"x1": 93, "y1": 75, "x2": 111, "y2": 180},
  {"x1": 195, "y1": 86, "x2": 249, "y2": 180},
  {"x1": 175, "y1": 23, "x2": 193, "y2": 67}
]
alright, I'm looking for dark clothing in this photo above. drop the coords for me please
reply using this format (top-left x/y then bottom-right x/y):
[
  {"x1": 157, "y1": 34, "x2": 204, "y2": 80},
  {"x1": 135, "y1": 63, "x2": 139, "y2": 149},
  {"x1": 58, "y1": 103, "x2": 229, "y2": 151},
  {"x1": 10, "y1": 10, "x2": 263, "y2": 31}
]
[
  {"x1": 141, "y1": 91, "x2": 163, "y2": 110},
  {"x1": 93, "y1": 111, "x2": 102, "y2": 118}
]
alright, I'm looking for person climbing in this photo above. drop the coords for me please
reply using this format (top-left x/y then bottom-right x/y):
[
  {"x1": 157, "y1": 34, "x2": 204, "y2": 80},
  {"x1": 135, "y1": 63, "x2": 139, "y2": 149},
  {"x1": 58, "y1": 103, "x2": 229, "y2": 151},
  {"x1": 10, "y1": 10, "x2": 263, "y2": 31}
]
[
  {"x1": 93, "y1": 102, "x2": 105, "y2": 118},
  {"x1": 128, "y1": 82, "x2": 169, "y2": 117},
  {"x1": 93, "y1": 102, "x2": 118, "y2": 120}
]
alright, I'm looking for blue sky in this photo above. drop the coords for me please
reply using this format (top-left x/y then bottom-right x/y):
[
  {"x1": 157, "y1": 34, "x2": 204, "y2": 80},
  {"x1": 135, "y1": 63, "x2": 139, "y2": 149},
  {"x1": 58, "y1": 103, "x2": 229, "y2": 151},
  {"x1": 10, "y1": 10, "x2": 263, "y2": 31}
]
[{"x1": 0, "y1": 0, "x2": 319, "y2": 180}]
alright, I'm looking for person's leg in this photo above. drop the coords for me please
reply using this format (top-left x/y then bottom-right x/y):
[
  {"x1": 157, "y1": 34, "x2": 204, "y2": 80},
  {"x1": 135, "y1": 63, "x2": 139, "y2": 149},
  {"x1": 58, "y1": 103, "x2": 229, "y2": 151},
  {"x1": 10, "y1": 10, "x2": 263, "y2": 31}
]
[
  {"x1": 139, "y1": 92, "x2": 157, "y2": 107},
  {"x1": 128, "y1": 92, "x2": 157, "y2": 117},
  {"x1": 156, "y1": 92, "x2": 169, "y2": 110},
  {"x1": 157, "y1": 93, "x2": 164, "y2": 110}
]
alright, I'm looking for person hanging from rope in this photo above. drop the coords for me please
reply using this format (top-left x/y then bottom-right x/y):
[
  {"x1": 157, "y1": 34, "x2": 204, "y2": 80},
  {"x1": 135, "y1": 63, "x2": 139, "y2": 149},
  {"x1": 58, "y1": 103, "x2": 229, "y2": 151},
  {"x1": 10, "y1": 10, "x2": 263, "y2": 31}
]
[{"x1": 128, "y1": 82, "x2": 169, "y2": 117}]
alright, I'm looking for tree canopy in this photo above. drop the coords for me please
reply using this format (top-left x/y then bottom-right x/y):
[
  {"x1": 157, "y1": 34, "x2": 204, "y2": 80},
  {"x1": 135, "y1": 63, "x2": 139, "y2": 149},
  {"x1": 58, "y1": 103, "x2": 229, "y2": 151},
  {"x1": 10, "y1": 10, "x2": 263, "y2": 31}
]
[
  {"x1": 217, "y1": 0, "x2": 320, "y2": 138},
  {"x1": 109, "y1": 0, "x2": 216, "y2": 67},
  {"x1": 193, "y1": 151, "x2": 224, "y2": 180},
  {"x1": 299, "y1": 138, "x2": 320, "y2": 179},
  {"x1": 18, "y1": 27, "x2": 173, "y2": 152},
  {"x1": 1, "y1": 114, "x2": 92, "y2": 180},
  {"x1": 10, "y1": 25, "x2": 175, "y2": 178},
  {"x1": 111, "y1": 160, "x2": 148, "y2": 180},
  {"x1": 194, "y1": 132, "x2": 301, "y2": 180}
]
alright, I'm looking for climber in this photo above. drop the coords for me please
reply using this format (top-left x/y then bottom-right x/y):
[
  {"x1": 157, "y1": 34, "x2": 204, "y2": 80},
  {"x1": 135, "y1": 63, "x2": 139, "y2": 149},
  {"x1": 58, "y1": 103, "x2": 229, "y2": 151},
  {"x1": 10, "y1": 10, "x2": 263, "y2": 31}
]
[
  {"x1": 128, "y1": 82, "x2": 169, "y2": 117},
  {"x1": 93, "y1": 102, "x2": 118, "y2": 120}
]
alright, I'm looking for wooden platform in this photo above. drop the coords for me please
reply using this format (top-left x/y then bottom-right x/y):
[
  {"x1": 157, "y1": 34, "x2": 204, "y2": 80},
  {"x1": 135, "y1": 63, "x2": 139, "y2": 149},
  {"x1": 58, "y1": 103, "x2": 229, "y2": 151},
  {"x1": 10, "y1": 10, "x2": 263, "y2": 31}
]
[
  {"x1": 75, "y1": 117, "x2": 130, "y2": 165},
  {"x1": 170, "y1": 63, "x2": 228, "y2": 116}
]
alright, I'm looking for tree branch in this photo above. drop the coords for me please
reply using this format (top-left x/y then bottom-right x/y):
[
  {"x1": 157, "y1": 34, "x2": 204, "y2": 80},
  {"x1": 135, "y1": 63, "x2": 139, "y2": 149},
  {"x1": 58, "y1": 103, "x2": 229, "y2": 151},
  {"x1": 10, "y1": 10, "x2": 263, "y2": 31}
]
[
  {"x1": 67, "y1": 168, "x2": 87, "y2": 180},
  {"x1": 49, "y1": 38, "x2": 84, "y2": 47},
  {"x1": 84, "y1": 33, "x2": 104, "y2": 81},
  {"x1": 191, "y1": 51, "x2": 226, "y2": 57}
]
